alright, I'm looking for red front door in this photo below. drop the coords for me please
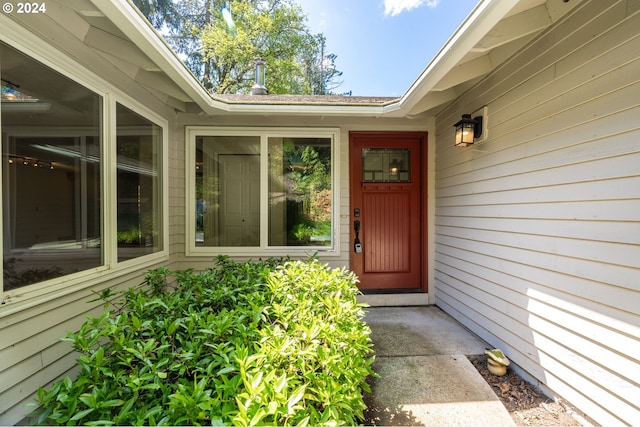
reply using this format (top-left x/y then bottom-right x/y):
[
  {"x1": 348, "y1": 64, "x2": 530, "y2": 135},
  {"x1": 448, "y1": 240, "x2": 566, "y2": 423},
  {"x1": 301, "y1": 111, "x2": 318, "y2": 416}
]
[{"x1": 349, "y1": 132, "x2": 426, "y2": 291}]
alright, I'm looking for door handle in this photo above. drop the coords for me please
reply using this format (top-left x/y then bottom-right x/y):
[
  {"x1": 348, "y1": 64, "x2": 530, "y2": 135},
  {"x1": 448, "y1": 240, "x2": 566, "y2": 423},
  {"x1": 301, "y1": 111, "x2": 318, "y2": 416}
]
[{"x1": 353, "y1": 220, "x2": 363, "y2": 253}]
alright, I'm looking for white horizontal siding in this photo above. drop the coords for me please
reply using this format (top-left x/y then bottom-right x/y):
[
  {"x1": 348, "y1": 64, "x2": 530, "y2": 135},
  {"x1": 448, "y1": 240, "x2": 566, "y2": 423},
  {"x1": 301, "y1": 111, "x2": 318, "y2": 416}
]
[
  {"x1": 1, "y1": 352, "x2": 80, "y2": 424},
  {"x1": 0, "y1": 268, "x2": 166, "y2": 425},
  {"x1": 434, "y1": 1, "x2": 640, "y2": 425}
]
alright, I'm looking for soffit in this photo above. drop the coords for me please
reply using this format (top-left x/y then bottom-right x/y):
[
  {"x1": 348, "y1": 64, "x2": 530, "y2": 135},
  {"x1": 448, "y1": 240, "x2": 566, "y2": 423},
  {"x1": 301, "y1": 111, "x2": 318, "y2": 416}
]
[
  {"x1": 402, "y1": 0, "x2": 585, "y2": 117},
  {"x1": 2, "y1": 0, "x2": 194, "y2": 111}
]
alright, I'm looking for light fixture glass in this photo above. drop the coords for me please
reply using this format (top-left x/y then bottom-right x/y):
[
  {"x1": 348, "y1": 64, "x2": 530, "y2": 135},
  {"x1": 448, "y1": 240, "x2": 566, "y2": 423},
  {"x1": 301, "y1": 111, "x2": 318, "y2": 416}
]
[{"x1": 454, "y1": 113, "x2": 482, "y2": 147}]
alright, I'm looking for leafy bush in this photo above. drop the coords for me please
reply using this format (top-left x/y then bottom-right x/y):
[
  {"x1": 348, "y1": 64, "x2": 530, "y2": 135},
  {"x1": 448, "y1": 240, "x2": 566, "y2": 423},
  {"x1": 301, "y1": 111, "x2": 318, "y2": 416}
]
[{"x1": 29, "y1": 257, "x2": 375, "y2": 426}]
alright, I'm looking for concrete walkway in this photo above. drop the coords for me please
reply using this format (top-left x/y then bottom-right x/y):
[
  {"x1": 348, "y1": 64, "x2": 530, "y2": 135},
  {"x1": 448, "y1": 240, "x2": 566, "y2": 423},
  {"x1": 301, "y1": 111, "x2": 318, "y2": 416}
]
[{"x1": 363, "y1": 306, "x2": 516, "y2": 426}]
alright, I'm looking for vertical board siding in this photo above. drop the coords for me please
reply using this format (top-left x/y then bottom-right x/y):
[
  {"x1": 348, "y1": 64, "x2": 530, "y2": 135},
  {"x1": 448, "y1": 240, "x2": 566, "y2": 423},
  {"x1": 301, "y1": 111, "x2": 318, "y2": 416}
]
[{"x1": 434, "y1": 1, "x2": 640, "y2": 425}]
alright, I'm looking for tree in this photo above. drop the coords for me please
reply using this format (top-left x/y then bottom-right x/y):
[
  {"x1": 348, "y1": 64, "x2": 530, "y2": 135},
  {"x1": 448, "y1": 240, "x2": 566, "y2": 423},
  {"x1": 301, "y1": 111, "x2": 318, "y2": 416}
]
[
  {"x1": 131, "y1": 0, "x2": 177, "y2": 28},
  {"x1": 303, "y1": 35, "x2": 351, "y2": 96},
  {"x1": 132, "y1": 0, "x2": 347, "y2": 95}
]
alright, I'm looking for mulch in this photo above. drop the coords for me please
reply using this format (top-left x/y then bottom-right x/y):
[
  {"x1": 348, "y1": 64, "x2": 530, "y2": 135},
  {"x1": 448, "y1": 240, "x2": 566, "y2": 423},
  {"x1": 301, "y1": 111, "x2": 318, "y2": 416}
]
[{"x1": 467, "y1": 355, "x2": 585, "y2": 426}]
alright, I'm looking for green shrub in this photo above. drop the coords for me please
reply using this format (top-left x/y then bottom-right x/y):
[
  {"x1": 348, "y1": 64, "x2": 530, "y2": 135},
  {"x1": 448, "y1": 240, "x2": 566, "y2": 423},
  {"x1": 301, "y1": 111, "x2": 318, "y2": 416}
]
[{"x1": 29, "y1": 257, "x2": 375, "y2": 426}]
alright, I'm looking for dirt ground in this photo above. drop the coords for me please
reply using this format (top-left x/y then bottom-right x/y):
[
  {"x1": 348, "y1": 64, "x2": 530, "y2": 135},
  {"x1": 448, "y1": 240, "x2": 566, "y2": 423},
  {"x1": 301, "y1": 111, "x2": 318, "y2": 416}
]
[{"x1": 467, "y1": 355, "x2": 586, "y2": 426}]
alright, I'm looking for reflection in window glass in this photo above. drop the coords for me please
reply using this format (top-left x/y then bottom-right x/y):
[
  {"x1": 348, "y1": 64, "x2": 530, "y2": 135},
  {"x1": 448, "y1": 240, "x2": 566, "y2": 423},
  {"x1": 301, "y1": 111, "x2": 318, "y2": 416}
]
[
  {"x1": 1, "y1": 41, "x2": 102, "y2": 290},
  {"x1": 268, "y1": 137, "x2": 332, "y2": 246},
  {"x1": 195, "y1": 136, "x2": 260, "y2": 247},
  {"x1": 116, "y1": 104, "x2": 162, "y2": 261}
]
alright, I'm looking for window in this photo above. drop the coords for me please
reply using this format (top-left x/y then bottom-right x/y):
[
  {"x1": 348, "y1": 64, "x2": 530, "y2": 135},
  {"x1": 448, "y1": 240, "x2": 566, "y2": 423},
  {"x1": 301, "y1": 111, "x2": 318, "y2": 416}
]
[
  {"x1": 195, "y1": 135, "x2": 261, "y2": 247},
  {"x1": 189, "y1": 128, "x2": 338, "y2": 254},
  {"x1": 362, "y1": 148, "x2": 411, "y2": 182},
  {"x1": 1, "y1": 42, "x2": 102, "y2": 291},
  {"x1": 117, "y1": 104, "x2": 163, "y2": 261},
  {"x1": 1, "y1": 40, "x2": 167, "y2": 298},
  {"x1": 268, "y1": 137, "x2": 332, "y2": 246}
]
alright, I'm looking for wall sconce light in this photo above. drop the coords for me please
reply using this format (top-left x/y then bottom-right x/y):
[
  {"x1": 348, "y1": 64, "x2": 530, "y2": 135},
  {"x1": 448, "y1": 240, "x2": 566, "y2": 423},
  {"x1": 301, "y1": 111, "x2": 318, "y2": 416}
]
[{"x1": 453, "y1": 113, "x2": 483, "y2": 147}]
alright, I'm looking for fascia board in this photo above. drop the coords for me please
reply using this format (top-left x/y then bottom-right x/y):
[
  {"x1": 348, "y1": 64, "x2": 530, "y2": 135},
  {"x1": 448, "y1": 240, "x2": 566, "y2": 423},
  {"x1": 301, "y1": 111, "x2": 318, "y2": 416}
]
[{"x1": 208, "y1": 103, "x2": 389, "y2": 117}]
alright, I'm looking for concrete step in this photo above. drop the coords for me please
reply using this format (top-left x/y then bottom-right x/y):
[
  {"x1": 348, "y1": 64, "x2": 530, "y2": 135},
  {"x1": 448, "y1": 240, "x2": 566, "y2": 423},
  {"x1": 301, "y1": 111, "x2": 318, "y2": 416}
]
[{"x1": 363, "y1": 306, "x2": 515, "y2": 426}]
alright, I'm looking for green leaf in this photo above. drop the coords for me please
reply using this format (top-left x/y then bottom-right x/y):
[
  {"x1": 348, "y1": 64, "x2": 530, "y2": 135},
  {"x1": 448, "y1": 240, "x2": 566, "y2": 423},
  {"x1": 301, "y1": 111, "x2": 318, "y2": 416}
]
[
  {"x1": 69, "y1": 407, "x2": 95, "y2": 421},
  {"x1": 93, "y1": 346, "x2": 104, "y2": 365},
  {"x1": 274, "y1": 374, "x2": 287, "y2": 393},
  {"x1": 78, "y1": 394, "x2": 96, "y2": 408},
  {"x1": 249, "y1": 408, "x2": 266, "y2": 426},
  {"x1": 85, "y1": 420, "x2": 116, "y2": 426},
  {"x1": 287, "y1": 385, "x2": 306, "y2": 413},
  {"x1": 296, "y1": 415, "x2": 310, "y2": 427},
  {"x1": 266, "y1": 401, "x2": 278, "y2": 415},
  {"x1": 117, "y1": 396, "x2": 136, "y2": 420},
  {"x1": 100, "y1": 399, "x2": 125, "y2": 408},
  {"x1": 216, "y1": 366, "x2": 235, "y2": 376},
  {"x1": 250, "y1": 371, "x2": 263, "y2": 392},
  {"x1": 142, "y1": 405, "x2": 163, "y2": 421}
]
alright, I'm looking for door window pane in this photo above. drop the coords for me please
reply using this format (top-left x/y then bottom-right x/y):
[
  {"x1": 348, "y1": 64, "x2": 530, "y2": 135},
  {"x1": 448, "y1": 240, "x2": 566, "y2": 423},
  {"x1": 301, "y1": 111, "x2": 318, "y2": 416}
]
[
  {"x1": 362, "y1": 148, "x2": 410, "y2": 182},
  {"x1": 268, "y1": 137, "x2": 332, "y2": 246},
  {"x1": 1, "y1": 42, "x2": 102, "y2": 290},
  {"x1": 196, "y1": 136, "x2": 260, "y2": 247},
  {"x1": 116, "y1": 104, "x2": 162, "y2": 261}
]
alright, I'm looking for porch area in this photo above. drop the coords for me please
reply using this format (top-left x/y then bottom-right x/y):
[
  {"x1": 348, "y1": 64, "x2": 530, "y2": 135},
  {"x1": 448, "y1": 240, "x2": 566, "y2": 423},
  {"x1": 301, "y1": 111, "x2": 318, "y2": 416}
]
[{"x1": 362, "y1": 306, "x2": 515, "y2": 426}]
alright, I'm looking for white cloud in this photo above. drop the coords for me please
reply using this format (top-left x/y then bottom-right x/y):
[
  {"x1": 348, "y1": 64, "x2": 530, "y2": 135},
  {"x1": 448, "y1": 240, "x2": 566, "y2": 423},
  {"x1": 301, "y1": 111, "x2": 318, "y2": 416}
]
[{"x1": 383, "y1": 0, "x2": 440, "y2": 16}]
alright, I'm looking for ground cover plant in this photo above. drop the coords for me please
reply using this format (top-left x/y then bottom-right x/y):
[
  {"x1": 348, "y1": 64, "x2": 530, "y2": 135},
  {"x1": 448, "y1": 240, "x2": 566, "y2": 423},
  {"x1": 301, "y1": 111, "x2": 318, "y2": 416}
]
[{"x1": 30, "y1": 257, "x2": 375, "y2": 426}]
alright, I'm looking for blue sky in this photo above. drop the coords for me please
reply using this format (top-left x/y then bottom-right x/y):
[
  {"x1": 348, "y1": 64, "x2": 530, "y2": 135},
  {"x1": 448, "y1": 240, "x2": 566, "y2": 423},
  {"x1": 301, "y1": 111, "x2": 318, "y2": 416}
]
[{"x1": 294, "y1": 0, "x2": 479, "y2": 96}]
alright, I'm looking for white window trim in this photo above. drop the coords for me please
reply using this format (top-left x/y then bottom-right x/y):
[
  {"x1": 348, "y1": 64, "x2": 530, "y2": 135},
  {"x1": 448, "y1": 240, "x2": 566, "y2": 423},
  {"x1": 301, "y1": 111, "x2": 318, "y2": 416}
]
[
  {"x1": 186, "y1": 126, "x2": 341, "y2": 258},
  {"x1": 0, "y1": 19, "x2": 169, "y2": 310}
]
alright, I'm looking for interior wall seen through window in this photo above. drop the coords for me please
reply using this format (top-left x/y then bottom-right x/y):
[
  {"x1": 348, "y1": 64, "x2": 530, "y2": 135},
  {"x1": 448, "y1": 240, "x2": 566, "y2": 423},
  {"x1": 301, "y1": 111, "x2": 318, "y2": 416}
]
[{"x1": 196, "y1": 136, "x2": 261, "y2": 247}]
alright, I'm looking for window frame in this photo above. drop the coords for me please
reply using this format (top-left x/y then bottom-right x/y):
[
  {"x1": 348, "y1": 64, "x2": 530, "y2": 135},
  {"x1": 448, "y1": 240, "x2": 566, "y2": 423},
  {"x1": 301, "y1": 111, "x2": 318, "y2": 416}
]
[
  {"x1": 186, "y1": 126, "x2": 341, "y2": 257},
  {"x1": 0, "y1": 24, "x2": 169, "y2": 309},
  {"x1": 112, "y1": 101, "x2": 168, "y2": 265}
]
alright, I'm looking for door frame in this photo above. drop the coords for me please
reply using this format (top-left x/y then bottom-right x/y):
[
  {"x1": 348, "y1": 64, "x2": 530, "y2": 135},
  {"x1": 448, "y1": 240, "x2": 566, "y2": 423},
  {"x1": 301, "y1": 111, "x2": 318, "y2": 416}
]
[{"x1": 349, "y1": 131, "x2": 429, "y2": 293}]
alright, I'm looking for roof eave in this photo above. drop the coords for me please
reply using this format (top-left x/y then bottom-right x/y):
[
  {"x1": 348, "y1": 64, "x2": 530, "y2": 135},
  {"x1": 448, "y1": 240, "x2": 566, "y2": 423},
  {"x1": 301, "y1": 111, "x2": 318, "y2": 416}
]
[
  {"x1": 92, "y1": 0, "x2": 522, "y2": 118},
  {"x1": 394, "y1": 0, "x2": 520, "y2": 116},
  {"x1": 91, "y1": 0, "x2": 217, "y2": 113},
  {"x1": 89, "y1": 0, "x2": 414, "y2": 117}
]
